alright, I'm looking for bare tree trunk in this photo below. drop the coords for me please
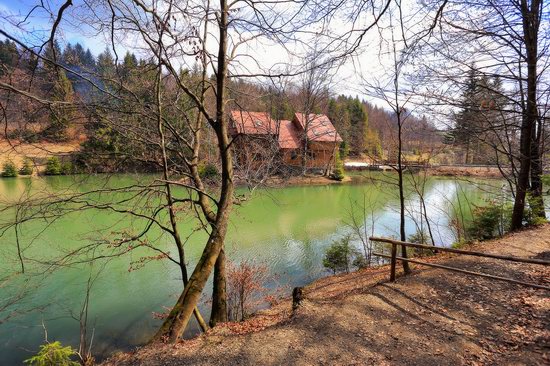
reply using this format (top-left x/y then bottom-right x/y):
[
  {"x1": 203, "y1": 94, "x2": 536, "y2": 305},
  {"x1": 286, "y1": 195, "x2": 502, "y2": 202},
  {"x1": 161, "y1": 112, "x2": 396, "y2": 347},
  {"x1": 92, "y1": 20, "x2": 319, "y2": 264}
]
[
  {"x1": 397, "y1": 113, "x2": 411, "y2": 274},
  {"x1": 511, "y1": 0, "x2": 541, "y2": 230},
  {"x1": 152, "y1": 224, "x2": 230, "y2": 342},
  {"x1": 153, "y1": 0, "x2": 233, "y2": 342},
  {"x1": 154, "y1": 59, "x2": 209, "y2": 333},
  {"x1": 210, "y1": 247, "x2": 228, "y2": 326},
  {"x1": 529, "y1": 117, "x2": 545, "y2": 219}
]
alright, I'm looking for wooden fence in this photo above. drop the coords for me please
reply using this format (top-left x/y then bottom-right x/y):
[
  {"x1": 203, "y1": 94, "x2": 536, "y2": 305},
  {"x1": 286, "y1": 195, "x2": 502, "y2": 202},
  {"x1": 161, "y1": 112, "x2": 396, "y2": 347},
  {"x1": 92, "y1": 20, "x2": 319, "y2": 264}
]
[{"x1": 369, "y1": 237, "x2": 550, "y2": 291}]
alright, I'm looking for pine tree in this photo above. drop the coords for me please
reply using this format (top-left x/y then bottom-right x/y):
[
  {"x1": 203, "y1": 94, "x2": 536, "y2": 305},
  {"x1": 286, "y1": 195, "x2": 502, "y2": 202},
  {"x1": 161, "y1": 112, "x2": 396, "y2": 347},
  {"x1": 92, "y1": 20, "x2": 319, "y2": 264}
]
[
  {"x1": 452, "y1": 67, "x2": 480, "y2": 164},
  {"x1": 83, "y1": 49, "x2": 95, "y2": 69},
  {"x1": 44, "y1": 69, "x2": 75, "y2": 141},
  {"x1": 0, "y1": 40, "x2": 19, "y2": 74},
  {"x1": 43, "y1": 40, "x2": 63, "y2": 66},
  {"x1": 97, "y1": 48, "x2": 115, "y2": 77},
  {"x1": 122, "y1": 52, "x2": 138, "y2": 81}
]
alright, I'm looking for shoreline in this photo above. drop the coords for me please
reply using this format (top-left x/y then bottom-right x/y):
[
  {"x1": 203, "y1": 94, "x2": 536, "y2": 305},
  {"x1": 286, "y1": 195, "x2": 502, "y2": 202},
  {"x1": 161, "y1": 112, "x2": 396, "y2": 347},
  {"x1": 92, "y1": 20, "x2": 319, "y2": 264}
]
[{"x1": 101, "y1": 223, "x2": 550, "y2": 365}]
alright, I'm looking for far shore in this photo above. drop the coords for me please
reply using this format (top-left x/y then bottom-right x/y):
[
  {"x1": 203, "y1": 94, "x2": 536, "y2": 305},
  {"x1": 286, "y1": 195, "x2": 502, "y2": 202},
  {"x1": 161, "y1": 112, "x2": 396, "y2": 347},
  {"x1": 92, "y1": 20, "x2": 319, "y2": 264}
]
[{"x1": 1, "y1": 140, "x2": 511, "y2": 181}]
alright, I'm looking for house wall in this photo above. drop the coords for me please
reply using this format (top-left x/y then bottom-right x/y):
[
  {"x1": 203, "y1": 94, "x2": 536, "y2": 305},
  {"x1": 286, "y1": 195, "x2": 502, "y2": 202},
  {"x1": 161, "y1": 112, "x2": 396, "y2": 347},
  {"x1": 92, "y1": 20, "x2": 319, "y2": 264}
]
[
  {"x1": 232, "y1": 134, "x2": 279, "y2": 169},
  {"x1": 282, "y1": 141, "x2": 338, "y2": 170}
]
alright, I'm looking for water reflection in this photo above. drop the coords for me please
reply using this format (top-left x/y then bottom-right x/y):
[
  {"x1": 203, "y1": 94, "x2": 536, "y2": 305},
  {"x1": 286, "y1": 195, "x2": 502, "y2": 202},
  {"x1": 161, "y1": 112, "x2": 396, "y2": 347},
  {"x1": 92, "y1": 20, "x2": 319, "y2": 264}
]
[{"x1": 0, "y1": 173, "x2": 503, "y2": 364}]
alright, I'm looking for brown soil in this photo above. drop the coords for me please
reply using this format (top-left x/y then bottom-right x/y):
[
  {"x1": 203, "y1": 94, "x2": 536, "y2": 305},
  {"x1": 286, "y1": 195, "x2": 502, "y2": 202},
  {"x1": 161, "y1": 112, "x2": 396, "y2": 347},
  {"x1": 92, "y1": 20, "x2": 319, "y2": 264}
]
[{"x1": 102, "y1": 224, "x2": 550, "y2": 366}]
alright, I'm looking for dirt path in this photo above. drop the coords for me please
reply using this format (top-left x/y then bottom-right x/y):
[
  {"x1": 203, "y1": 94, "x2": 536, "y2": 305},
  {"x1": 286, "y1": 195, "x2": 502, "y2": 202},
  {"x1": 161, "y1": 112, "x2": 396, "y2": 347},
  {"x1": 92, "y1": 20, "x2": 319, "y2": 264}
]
[{"x1": 103, "y1": 225, "x2": 550, "y2": 366}]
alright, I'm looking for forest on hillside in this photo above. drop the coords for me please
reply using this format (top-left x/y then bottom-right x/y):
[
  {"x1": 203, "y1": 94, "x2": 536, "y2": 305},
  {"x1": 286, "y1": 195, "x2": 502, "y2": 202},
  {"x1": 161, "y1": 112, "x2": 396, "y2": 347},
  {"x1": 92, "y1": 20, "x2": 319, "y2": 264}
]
[{"x1": 1, "y1": 39, "x2": 446, "y2": 173}]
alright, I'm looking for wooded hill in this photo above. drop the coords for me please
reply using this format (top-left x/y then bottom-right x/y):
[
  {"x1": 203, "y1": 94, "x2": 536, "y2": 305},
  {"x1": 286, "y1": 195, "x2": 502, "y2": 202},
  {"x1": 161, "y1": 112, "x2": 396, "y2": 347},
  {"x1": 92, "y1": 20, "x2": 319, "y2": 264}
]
[{"x1": 1, "y1": 40, "x2": 443, "y2": 171}]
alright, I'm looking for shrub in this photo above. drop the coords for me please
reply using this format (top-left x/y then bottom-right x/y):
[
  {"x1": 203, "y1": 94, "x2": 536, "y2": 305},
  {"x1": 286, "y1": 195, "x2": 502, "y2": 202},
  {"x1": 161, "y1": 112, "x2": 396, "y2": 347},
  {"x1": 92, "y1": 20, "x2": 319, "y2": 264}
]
[
  {"x1": 525, "y1": 193, "x2": 548, "y2": 226},
  {"x1": 451, "y1": 239, "x2": 468, "y2": 249},
  {"x1": 44, "y1": 157, "x2": 62, "y2": 175},
  {"x1": 408, "y1": 230, "x2": 435, "y2": 257},
  {"x1": 323, "y1": 235, "x2": 361, "y2": 274},
  {"x1": 24, "y1": 341, "x2": 79, "y2": 366},
  {"x1": 198, "y1": 162, "x2": 219, "y2": 181},
  {"x1": 408, "y1": 230, "x2": 429, "y2": 244},
  {"x1": 1, "y1": 160, "x2": 18, "y2": 177},
  {"x1": 330, "y1": 150, "x2": 345, "y2": 181},
  {"x1": 19, "y1": 158, "x2": 33, "y2": 175},
  {"x1": 466, "y1": 202, "x2": 511, "y2": 241},
  {"x1": 226, "y1": 259, "x2": 271, "y2": 322},
  {"x1": 61, "y1": 161, "x2": 73, "y2": 175}
]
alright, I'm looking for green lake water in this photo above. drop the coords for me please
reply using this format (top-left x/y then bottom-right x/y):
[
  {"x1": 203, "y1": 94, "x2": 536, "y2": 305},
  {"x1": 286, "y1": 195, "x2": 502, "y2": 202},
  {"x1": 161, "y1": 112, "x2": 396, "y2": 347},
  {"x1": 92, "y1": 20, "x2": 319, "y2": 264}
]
[{"x1": 0, "y1": 173, "x2": 503, "y2": 364}]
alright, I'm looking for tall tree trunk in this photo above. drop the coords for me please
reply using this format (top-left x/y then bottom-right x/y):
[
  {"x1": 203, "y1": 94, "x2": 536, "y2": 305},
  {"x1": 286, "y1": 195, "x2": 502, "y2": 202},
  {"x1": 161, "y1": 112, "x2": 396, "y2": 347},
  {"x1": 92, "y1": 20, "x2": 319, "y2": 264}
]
[
  {"x1": 511, "y1": 0, "x2": 541, "y2": 230},
  {"x1": 397, "y1": 112, "x2": 411, "y2": 274},
  {"x1": 529, "y1": 117, "x2": 545, "y2": 219},
  {"x1": 465, "y1": 139, "x2": 470, "y2": 165},
  {"x1": 210, "y1": 247, "x2": 228, "y2": 326},
  {"x1": 156, "y1": 61, "x2": 209, "y2": 333},
  {"x1": 152, "y1": 225, "x2": 230, "y2": 342},
  {"x1": 152, "y1": 0, "x2": 233, "y2": 342}
]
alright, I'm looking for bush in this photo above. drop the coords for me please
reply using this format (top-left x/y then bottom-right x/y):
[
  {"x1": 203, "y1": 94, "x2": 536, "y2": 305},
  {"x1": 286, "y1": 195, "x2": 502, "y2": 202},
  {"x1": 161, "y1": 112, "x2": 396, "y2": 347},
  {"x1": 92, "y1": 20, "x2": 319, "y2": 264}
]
[
  {"x1": 226, "y1": 259, "x2": 271, "y2": 322},
  {"x1": 61, "y1": 161, "x2": 73, "y2": 175},
  {"x1": 524, "y1": 192, "x2": 547, "y2": 226},
  {"x1": 408, "y1": 230, "x2": 435, "y2": 257},
  {"x1": 24, "y1": 341, "x2": 79, "y2": 366},
  {"x1": 408, "y1": 230, "x2": 429, "y2": 244},
  {"x1": 323, "y1": 235, "x2": 361, "y2": 274},
  {"x1": 466, "y1": 202, "x2": 510, "y2": 241},
  {"x1": 330, "y1": 150, "x2": 345, "y2": 181},
  {"x1": 19, "y1": 158, "x2": 33, "y2": 175},
  {"x1": 198, "y1": 162, "x2": 219, "y2": 181},
  {"x1": 44, "y1": 157, "x2": 62, "y2": 175},
  {"x1": 1, "y1": 160, "x2": 18, "y2": 177}
]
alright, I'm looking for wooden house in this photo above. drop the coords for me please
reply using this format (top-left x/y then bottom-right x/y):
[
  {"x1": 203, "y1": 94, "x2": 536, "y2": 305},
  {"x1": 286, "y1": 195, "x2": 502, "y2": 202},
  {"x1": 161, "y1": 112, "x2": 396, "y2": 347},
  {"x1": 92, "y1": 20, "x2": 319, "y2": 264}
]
[{"x1": 229, "y1": 110, "x2": 342, "y2": 172}]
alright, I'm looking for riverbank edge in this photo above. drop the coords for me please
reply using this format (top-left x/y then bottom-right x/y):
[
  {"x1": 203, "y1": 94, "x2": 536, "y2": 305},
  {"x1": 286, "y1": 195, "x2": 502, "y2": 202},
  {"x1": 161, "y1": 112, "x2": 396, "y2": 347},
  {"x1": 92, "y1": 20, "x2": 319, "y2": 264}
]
[{"x1": 100, "y1": 223, "x2": 549, "y2": 365}]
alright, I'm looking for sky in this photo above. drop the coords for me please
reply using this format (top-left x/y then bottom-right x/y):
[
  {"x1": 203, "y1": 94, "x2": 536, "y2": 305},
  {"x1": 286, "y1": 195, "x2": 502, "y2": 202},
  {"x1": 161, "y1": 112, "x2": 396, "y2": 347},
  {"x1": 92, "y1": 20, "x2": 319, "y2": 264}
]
[
  {"x1": 0, "y1": 0, "x2": 107, "y2": 54},
  {"x1": 0, "y1": 0, "x2": 448, "y2": 115}
]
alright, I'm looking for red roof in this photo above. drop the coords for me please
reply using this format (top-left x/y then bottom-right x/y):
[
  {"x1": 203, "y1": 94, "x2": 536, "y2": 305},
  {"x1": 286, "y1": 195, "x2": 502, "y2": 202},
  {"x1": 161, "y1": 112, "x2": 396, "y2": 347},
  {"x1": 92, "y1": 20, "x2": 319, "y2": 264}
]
[
  {"x1": 293, "y1": 113, "x2": 343, "y2": 142},
  {"x1": 230, "y1": 111, "x2": 276, "y2": 135},
  {"x1": 278, "y1": 120, "x2": 300, "y2": 149}
]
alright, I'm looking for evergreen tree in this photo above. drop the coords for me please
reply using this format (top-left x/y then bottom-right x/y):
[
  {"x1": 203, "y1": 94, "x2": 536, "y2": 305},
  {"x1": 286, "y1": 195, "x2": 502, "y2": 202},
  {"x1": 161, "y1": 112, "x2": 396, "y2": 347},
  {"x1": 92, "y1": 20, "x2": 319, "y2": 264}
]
[
  {"x1": 43, "y1": 40, "x2": 63, "y2": 65},
  {"x1": 62, "y1": 43, "x2": 78, "y2": 65},
  {"x1": 83, "y1": 49, "x2": 95, "y2": 68},
  {"x1": 74, "y1": 43, "x2": 86, "y2": 64},
  {"x1": 0, "y1": 40, "x2": 19, "y2": 73},
  {"x1": 452, "y1": 67, "x2": 480, "y2": 164},
  {"x1": 122, "y1": 52, "x2": 138, "y2": 81},
  {"x1": 44, "y1": 70, "x2": 75, "y2": 141},
  {"x1": 97, "y1": 48, "x2": 115, "y2": 77}
]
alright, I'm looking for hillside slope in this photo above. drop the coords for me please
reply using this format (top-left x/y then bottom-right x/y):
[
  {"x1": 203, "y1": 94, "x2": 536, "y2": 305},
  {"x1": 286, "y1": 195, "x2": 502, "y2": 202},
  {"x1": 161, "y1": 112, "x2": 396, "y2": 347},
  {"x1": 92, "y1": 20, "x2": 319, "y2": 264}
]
[{"x1": 103, "y1": 225, "x2": 550, "y2": 366}]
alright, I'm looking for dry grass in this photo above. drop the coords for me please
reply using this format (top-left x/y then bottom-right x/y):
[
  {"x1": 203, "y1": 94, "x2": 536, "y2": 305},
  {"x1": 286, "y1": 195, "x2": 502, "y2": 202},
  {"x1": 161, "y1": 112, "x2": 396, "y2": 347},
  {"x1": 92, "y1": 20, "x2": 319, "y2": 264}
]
[{"x1": 0, "y1": 139, "x2": 79, "y2": 173}]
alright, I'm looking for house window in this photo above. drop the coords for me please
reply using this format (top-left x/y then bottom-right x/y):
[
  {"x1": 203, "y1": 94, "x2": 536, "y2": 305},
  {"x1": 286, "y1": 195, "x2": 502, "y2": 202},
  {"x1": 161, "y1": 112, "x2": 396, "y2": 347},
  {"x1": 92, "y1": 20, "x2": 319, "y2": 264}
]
[{"x1": 290, "y1": 151, "x2": 298, "y2": 160}]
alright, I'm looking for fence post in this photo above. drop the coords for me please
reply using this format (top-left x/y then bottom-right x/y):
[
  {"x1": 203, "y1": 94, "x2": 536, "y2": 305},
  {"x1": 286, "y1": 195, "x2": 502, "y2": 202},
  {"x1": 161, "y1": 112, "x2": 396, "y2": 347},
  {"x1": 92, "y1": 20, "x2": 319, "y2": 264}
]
[{"x1": 390, "y1": 242, "x2": 397, "y2": 282}]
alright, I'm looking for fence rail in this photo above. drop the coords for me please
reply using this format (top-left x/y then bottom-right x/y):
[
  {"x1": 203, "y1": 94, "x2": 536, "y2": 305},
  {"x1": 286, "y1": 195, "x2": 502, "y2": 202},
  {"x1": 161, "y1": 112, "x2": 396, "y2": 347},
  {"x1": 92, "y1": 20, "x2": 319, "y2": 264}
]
[{"x1": 369, "y1": 237, "x2": 550, "y2": 291}]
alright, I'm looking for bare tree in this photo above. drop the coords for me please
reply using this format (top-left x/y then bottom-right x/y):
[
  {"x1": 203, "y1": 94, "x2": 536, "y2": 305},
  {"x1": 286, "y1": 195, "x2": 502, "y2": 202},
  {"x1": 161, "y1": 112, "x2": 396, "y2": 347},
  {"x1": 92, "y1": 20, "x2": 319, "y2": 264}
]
[
  {"x1": 0, "y1": 0, "x2": 399, "y2": 350},
  {"x1": 415, "y1": 0, "x2": 549, "y2": 229}
]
